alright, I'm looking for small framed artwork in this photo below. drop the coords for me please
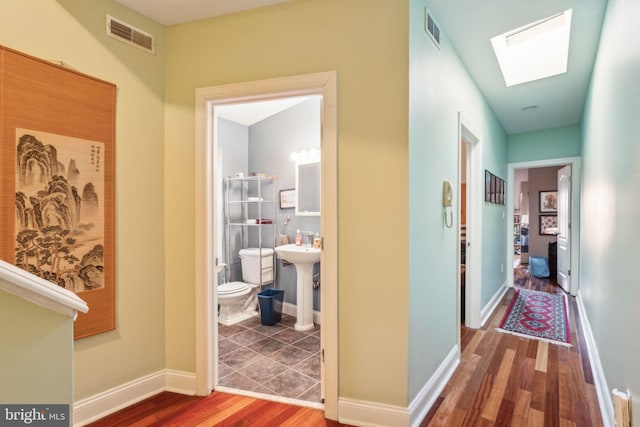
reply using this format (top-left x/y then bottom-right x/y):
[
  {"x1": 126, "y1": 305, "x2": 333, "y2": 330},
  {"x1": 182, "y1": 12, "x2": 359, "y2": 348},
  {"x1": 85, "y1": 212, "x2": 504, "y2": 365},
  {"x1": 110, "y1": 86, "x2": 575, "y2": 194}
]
[
  {"x1": 539, "y1": 215, "x2": 558, "y2": 235},
  {"x1": 279, "y1": 189, "x2": 296, "y2": 209},
  {"x1": 485, "y1": 170, "x2": 491, "y2": 202},
  {"x1": 490, "y1": 174, "x2": 497, "y2": 203},
  {"x1": 484, "y1": 170, "x2": 506, "y2": 205},
  {"x1": 539, "y1": 190, "x2": 558, "y2": 213}
]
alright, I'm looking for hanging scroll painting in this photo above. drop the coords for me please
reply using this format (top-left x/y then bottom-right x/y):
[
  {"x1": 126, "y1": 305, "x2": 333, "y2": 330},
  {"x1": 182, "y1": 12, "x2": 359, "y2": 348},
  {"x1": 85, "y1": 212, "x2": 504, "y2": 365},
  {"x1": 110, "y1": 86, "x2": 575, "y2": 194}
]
[{"x1": 1, "y1": 46, "x2": 116, "y2": 339}]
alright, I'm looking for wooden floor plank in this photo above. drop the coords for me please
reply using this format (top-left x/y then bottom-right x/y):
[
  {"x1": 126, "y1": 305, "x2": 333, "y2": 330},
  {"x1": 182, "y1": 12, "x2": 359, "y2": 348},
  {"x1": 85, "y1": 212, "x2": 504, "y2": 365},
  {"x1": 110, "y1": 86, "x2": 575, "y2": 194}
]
[
  {"x1": 545, "y1": 345, "x2": 560, "y2": 427},
  {"x1": 431, "y1": 353, "x2": 481, "y2": 424},
  {"x1": 481, "y1": 348, "x2": 516, "y2": 421},
  {"x1": 461, "y1": 329, "x2": 485, "y2": 359},
  {"x1": 535, "y1": 340, "x2": 548, "y2": 373},
  {"x1": 528, "y1": 408, "x2": 545, "y2": 427},
  {"x1": 529, "y1": 370, "x2": 547, "y2": 412},
  {"x1": 494, "y1": 398, "x2": 515, "y2": 427},
  {"x1": 511, "y1": 389, "x2": 532, "y2": 425}
]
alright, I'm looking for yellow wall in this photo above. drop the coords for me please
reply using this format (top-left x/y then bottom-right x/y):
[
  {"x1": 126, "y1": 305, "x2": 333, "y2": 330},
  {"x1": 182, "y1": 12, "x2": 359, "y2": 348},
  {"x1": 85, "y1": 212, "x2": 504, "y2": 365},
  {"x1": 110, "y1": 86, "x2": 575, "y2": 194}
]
[
  {"x1": 0, "y1": 0, "x2": 167, "y2": 400},
  {"x1": 0, "y1": 292, "x2": 73, "y2": 404},
  {"x1": 0, "y1": 0, "x2": 413, "y2": 408},
  {"x1": 165, "y1": 0, "x2": 410, "y2": 405}
]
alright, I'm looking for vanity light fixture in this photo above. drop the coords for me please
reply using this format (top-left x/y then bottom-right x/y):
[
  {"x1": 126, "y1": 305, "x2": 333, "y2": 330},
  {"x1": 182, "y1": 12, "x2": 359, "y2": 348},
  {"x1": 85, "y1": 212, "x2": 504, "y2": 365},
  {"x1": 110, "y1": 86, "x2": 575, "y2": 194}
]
[{"x1": 491, "y1": 9, "x2": 572, "y2": 87}]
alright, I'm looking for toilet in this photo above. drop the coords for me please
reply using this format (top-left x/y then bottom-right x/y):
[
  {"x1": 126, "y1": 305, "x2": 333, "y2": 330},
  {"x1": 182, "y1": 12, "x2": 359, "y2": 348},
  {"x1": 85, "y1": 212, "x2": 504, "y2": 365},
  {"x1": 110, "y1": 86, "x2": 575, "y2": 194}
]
[{"x1": 218, "y1": 248, "x2": 274, "y2": 325}]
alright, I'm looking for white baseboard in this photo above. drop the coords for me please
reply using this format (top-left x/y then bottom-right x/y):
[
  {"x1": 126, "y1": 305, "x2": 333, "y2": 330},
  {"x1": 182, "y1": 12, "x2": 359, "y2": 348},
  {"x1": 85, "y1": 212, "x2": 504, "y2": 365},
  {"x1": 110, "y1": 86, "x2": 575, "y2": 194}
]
[
  {"x1": 338, "y1": 345, "x2": 460, "y2": 427},
  {"x1": 338, "y1": 397, "x2": 410, "y2": 427},
  {"x1": 409, "y1": 344, "x2": 460, "y2": 426},
  {"x1": 73, "y1": 369, "x2": 196, "y2": 426},
  {"x1": 282, "y1": 301, "x2": 321, "y2": 324},
  {"x1": 481, "y1": 281, "x2": 508, "y2": 327},
  {"x1": 165, "y1": 369, "x2": 198, "y2": 395},
  {"x1": 575, "y1": 292, "x2": 614, "y2": 427}
]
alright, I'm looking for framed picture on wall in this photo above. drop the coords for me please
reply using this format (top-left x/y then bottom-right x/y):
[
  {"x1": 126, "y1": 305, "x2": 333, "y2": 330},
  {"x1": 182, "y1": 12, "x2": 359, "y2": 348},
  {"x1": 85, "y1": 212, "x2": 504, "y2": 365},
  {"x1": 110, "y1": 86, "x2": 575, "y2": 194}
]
[
  {"x1": 279, "y1": 189, "x2": 296, "y2": 209},
  {"x1": 485, "y1": 170, "x2": 491, "y2": 202},
  {"x1": 539, "y1": 190, "x2": 558, "y2": 213},
  {"x1": 490, "y1": 174, "x2": 496, "y2": 203},
  {"x1": 539, "y1": 215, "x2": 559, "y2": 235}
]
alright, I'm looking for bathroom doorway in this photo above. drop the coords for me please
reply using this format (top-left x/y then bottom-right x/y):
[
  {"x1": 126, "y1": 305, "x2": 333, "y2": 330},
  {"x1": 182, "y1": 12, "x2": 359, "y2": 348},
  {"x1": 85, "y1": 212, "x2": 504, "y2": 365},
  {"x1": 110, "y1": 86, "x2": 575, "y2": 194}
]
[
  {"x1": 214, "y1": 95, "x2": 322, "y2": 405},
  {"x1": 194, "y1": 72, "x2": 338, "y2": 418}
]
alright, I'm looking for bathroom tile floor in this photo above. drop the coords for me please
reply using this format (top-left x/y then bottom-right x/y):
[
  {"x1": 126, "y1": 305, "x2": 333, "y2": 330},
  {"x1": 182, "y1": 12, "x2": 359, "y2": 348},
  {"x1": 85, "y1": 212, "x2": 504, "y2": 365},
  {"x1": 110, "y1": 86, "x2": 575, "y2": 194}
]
[{"x1": 217, "y1": 313, "x2": 322, "y2": 404}]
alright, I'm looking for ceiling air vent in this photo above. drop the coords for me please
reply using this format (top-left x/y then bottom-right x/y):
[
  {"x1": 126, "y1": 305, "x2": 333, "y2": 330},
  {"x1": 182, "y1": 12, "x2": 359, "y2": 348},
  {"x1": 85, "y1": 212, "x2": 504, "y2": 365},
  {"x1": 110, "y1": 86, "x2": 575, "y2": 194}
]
[
  {"x1": 106, "y1": 15, "x2": 155, "y2": 54},
  {"x1": 425, "y1": 8, "x2": 441, "y2": 49}
]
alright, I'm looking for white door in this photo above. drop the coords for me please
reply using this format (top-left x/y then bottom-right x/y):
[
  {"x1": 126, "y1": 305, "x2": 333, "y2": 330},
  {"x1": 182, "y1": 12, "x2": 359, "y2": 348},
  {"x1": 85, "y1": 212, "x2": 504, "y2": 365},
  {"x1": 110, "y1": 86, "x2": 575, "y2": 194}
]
[{"x1": 557, "y1": 165, "x2": 571, "y2": 292}]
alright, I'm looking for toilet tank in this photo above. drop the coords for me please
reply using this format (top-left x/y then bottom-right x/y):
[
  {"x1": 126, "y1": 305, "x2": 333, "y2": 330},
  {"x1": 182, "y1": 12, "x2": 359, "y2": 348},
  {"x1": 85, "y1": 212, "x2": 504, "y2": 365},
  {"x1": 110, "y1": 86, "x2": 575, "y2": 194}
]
[{"x1": 239, "y1": 248, "x2": 274, "y2": 285}]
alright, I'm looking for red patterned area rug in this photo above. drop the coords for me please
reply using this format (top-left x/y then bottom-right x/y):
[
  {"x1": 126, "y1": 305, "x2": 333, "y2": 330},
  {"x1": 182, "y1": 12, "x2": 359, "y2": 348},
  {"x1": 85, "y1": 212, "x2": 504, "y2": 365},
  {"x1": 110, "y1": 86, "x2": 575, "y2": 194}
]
[{"x1": 498, "y1": 289, "x2": 571, "y2": 346}]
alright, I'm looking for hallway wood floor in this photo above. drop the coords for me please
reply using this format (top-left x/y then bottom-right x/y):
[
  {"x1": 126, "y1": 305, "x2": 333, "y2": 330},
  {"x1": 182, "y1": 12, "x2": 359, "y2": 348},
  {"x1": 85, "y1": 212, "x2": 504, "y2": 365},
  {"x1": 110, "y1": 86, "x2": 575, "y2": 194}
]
[
  {"x1": 421, "y1": 265, "x2": 603, "y2": 426},
  {"x1": 87, "y1": 266, "x2": 602, "y2": 426}
]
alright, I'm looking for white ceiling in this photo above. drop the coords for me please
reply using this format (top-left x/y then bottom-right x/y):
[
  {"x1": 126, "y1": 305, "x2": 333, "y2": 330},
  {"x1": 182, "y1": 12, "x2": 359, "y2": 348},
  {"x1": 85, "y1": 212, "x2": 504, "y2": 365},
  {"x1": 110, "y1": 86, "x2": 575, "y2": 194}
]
[
  {"x1": 116, "y1": 0, "x2": 607, "y2": 135},
  {"x1": 216, "y1": 96, "x2": 311, "y2": 126}
]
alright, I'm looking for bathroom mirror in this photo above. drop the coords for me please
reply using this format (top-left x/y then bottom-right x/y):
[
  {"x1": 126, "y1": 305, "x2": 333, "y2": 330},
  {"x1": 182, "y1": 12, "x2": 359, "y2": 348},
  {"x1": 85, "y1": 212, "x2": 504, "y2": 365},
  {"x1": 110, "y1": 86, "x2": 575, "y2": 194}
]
[{"x1": 295, "y1": 160, "x2": 320, "y2": 216}]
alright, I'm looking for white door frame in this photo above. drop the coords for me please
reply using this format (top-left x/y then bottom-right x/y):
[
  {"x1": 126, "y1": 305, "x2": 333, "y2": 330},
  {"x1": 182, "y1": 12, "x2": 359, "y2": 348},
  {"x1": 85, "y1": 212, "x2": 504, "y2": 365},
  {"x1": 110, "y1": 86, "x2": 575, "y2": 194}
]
[
  {"x1": 458, "y1": 113, "x2": 483, "y2": 329},
  {"x1": 557, "y1": 165, "x2": 571, "y2": 292},
  {"x1": 507, "y1": 157, "x2": 581, "y2": 295},
  {"x1": 194, "y1": 71, "x2": 338, "y2": 419}
]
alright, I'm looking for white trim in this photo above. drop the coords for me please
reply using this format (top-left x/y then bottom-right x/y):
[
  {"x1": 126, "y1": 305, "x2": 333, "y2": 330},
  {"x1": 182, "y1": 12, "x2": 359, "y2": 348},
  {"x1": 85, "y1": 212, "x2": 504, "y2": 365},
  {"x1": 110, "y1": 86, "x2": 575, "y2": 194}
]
[
  {"x1": 195, "y1": 71, "x2": 338, "y2": 418},
  {"x1": 408, "y1": 344, "x2": 460, "y2": 427},
  {"x1": 282, "y1": 301, "x2": 321, "y2": 325},
  {"x1": 481, "y1": 281, "x2": 509, "y2": 327},
  {"x1": 458, "y1": 113, "x2": 483, "y2": 329},
  {"x1": 507, "y1": 157, "x2": 581, "y2": 295},
  {"x1": 338, "y1": 345, "x2": 459, "y2": 427},
  {"x1": 165, "y1": 369, "x2": 198, "y2": 395},
  {"x1": 74, "y1": 371, "x2": 164, "y2": 426},
  {"x1": 0, "y1": 259, "x2": 88, "y2": 319},
  {"x1": 73, "y1": 370, "x2": 196, "y2": 426},
  {"x1": 575, "y1": 292, "x2": 614, "y2": 427},
  {"x1": 339, "y1": 398, "x2": 410, "y2": 427}
]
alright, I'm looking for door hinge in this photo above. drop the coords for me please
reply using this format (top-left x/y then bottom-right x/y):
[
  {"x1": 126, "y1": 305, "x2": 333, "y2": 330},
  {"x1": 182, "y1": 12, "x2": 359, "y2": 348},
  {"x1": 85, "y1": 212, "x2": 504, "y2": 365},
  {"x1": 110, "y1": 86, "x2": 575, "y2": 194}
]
[
  {"x1": 321, "y1": 348, "x2": 325, "y2": 363},
  {"x1": 568, "y1": 269, "x2": 571, "y2": 276}
]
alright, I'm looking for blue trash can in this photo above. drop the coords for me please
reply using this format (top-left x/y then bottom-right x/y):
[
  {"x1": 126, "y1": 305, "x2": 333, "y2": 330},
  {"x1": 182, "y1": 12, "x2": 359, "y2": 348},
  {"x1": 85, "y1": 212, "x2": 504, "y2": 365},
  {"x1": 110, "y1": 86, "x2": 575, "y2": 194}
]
[
  {"x1": 257, "y1": 289, "x2": 285, "y2": 326},
  {"x1": 530, "y1": 256, "x2": 550, "y2": 278}
]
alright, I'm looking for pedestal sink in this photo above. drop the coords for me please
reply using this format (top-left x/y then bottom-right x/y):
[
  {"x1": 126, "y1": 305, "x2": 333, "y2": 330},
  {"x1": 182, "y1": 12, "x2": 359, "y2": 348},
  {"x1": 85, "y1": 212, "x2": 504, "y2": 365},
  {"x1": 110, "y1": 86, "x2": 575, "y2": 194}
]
[{"x1": 274, "y1": 244, "x2": 320, "y2": 331}]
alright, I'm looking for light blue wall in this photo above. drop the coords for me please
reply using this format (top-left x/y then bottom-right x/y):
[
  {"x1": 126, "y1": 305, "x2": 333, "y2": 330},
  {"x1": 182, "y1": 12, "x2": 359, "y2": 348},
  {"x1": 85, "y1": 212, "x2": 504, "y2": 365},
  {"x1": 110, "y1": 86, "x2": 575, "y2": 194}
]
[
  {"x1": 580, "y1": 0, "x2": 640, "y2": 422},
  {"x1": 218, "y1": 118, "x2": 248, "y2": 280},
  {"x1": 250, "y1": 97, "x2": 321, "y2": 310},
  {"x1": 508, "y1": 124, "x2": 581, "y2": 163},
  {"x1": 408, "y1": 0, "x2": 508, "y2": 400}
]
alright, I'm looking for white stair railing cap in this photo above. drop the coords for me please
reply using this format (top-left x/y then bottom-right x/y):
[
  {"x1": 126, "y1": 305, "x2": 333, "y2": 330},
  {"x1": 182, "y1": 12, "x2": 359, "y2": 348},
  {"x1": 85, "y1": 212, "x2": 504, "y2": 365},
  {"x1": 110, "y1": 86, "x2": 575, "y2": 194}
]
[{"x1": 0, "y1": 259, "x2": 89, "y2": 319}]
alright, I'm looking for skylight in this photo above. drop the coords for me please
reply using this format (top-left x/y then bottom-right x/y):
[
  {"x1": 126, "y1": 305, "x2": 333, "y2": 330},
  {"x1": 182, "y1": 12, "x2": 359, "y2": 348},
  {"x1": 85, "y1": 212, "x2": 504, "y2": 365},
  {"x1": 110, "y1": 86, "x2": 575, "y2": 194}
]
[{"x1": 491, "y1": 10, "x2": 572, "y2": 87}]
